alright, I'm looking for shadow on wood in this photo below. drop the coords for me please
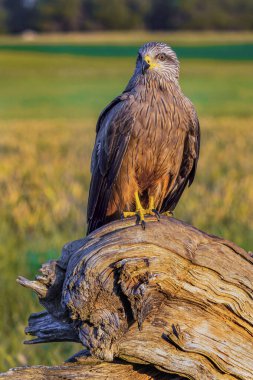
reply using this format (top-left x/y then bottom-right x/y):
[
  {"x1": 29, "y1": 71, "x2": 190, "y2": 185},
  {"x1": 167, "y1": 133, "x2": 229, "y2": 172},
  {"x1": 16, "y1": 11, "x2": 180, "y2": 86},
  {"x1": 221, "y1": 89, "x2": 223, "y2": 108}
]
[{"x1": 3, "y1": 216, "x2": 253, "y2": 379}]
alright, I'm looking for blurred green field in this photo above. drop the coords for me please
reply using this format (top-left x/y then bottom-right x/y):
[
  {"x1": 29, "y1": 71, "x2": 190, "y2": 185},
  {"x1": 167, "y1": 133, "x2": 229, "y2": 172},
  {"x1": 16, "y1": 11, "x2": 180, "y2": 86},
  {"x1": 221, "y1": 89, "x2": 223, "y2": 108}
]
[{"x1": 0, "y1": 33, "x2": 253, "y2": 371}]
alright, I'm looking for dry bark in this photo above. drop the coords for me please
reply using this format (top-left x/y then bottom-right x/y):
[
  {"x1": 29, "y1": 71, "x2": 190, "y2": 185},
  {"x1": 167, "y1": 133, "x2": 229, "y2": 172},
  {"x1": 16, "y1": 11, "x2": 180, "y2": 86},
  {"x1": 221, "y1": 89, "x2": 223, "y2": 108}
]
[
  {"x1": 4, "y1": 216, "x2": 253, "y2": 379},
  {"x1": 0, "y1": 358, "x2": 179, "y2": 379}
]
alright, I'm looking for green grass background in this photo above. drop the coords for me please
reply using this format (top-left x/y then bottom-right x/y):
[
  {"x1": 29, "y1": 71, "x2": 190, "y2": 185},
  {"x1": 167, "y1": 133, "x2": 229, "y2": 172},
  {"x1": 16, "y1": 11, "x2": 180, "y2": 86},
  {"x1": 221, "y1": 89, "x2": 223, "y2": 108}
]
[{"x1": 0, "y1": 32, "x2": 253, "y2": 371}]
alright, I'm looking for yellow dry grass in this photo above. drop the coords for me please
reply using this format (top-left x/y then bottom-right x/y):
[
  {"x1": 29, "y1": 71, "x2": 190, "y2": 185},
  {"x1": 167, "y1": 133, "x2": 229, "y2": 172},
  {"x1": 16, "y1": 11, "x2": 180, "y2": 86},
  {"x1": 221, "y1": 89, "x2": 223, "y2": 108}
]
[{"x1": 1, "y1": 116, "x2": 252, "y2": 250}]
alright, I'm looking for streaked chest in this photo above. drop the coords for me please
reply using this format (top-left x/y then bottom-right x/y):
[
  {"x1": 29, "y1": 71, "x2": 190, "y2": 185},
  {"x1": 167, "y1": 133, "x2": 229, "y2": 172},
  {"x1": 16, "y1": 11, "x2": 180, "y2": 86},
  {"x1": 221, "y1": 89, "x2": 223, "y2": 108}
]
[
  {"x1": 131, "y1": 87, "x2": 186, "y2": 147},
  {"x1": 127, "y1": 87, "x2": 188, "y2": 180}
]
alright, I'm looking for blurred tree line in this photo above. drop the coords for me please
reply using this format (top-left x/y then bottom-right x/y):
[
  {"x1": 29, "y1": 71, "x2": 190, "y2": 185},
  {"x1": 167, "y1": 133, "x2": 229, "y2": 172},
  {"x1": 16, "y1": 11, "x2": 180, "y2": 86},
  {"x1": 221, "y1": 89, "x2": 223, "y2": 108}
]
[{"x1": 0, "y1": 0, "x2": 252, "y2": 34}]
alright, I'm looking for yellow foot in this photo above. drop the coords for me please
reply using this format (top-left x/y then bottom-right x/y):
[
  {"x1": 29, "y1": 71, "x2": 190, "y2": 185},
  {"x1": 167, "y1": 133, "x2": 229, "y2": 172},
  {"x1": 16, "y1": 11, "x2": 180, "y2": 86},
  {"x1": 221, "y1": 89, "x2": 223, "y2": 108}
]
[
  {"x1": 162, "y1": 211, "x2": 174, "y2": 217},
  {"x1": 141, "y1": 195, "x2": 160, "y2": 222},
  {"x1": 122, "y1": 209, "x2": 147, "y2": 229},
  {"x1": 122, "y1": 194, "x2": 160, "y2": 230},
  {"x1": 142, "y1": 208, "x2": 160, "y2": 220}
]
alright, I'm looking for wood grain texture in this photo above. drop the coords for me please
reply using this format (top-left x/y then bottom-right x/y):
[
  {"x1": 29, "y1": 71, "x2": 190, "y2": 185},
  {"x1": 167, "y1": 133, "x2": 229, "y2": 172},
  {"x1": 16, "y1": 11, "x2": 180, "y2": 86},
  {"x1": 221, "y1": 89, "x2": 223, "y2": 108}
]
[
  {"x1": 13, "y1": 217, "x2": 253, "y2": 379},
  {"x1": 0, "y1": 358, "x2": 180, "y2": 379}
]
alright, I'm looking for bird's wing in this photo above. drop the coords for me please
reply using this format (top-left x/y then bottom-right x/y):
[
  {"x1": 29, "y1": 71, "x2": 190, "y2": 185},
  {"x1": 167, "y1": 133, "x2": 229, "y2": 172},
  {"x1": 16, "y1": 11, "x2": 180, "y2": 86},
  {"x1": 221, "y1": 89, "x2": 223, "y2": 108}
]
[
  {"x1": 87, "y1": 94, "x2": 134, "y2": 234},
  {"x1": 161, "y1": 103, "x2": 200, "y2": 212}
]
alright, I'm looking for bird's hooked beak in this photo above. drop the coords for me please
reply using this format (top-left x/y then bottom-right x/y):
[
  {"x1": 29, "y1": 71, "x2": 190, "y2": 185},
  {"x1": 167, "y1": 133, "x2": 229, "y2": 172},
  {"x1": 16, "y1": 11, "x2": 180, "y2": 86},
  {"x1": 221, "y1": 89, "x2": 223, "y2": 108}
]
[
  {"x1": 141, "y1": 55, "x2": 157, "y2": 75},
  {"x1": 142, "y1": 57, "x2": 150, "y2": 75}
]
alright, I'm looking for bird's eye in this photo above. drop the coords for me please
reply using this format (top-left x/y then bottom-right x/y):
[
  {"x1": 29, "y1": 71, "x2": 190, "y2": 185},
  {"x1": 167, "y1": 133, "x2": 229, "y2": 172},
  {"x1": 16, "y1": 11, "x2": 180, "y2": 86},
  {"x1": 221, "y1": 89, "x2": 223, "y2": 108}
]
[{"x1": 157, "y1": 54, "x2": 166, "y2": 61}]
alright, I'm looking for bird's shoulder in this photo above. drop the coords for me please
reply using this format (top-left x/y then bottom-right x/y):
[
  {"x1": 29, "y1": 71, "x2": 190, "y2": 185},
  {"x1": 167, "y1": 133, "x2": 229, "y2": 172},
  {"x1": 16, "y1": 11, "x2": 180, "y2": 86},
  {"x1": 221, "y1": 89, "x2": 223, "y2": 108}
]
[
  {"x1": 91, "y1": 91, "x2": 136, "y2": 174},
  {"x1": 95, "y1": 92, "x2": 136, "y2": 134}
]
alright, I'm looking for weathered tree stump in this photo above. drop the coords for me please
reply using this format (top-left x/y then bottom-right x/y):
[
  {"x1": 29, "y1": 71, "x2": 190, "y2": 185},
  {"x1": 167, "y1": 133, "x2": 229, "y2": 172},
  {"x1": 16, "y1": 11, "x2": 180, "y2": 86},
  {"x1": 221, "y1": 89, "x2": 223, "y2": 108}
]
[{"x1": 2, "y1": 216, "x2": 253, "y2": 379}]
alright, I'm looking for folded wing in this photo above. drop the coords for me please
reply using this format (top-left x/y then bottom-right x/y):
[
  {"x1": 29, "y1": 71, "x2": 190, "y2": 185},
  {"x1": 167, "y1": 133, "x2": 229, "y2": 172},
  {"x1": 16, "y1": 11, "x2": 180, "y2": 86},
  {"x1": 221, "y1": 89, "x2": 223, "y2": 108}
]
[
  {"x1": 87, "y1": 95, "x2": 134, "y2": 234},
  {"x1": 161, "y1": 105, "x2": 200, "y2": 213}
]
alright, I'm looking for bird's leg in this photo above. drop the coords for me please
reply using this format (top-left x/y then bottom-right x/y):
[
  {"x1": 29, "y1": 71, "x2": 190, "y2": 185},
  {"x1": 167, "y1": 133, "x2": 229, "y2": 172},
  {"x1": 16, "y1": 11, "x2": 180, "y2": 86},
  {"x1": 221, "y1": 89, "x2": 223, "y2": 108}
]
[
  {"x1": 122, "y1": 191, "x2": 147, "y2": 229},
  {"x1": 146, "y1": 195, "x2": 160, "y2": 221},
  {"x1": 149, "y1": 195, "x2": 155, "y2": 210},
  {"x1": 134, "y1": 191, "x2": 146, "y2": 229}
]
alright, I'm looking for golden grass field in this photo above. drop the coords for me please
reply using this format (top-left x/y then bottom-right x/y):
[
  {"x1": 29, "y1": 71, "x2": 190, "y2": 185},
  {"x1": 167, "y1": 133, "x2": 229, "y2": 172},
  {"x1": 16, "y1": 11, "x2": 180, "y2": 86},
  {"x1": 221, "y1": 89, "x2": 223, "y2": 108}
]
[{"x1": 0, "y1": 32, "x2": 252, "y2": 371}]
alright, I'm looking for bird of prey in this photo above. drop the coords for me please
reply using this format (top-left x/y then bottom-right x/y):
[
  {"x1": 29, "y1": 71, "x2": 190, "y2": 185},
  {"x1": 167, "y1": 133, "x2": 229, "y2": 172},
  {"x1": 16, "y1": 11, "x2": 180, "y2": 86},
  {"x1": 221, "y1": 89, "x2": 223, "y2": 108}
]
[{"x1": 87, "y1": 42, "x2": 200, "y2": 234}]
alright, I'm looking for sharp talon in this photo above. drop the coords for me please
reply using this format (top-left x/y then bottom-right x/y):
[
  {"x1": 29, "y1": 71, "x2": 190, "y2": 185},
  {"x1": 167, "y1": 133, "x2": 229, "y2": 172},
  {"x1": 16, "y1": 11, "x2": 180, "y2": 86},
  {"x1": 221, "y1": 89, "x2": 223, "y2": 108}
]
[
  {"x1": 141, "y1": 220, "x2": 146, "y2": 230},
  {"x1": 120, "y1": 213, "x2": 124, "y2": 220},
  {"x1": 136, "y1": 213, "x2": 140, "y2": 225},
  {"x1": 152, "y1": 209, "x2": 160, "y2": 221}
]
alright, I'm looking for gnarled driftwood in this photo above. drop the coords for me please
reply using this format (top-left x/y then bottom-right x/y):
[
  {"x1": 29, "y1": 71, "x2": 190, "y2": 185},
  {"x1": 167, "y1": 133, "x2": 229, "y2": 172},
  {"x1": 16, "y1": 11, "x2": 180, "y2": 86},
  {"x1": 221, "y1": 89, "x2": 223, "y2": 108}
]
[{"x1": 2, "y1": 216, "x2": 253, "y2": 379}]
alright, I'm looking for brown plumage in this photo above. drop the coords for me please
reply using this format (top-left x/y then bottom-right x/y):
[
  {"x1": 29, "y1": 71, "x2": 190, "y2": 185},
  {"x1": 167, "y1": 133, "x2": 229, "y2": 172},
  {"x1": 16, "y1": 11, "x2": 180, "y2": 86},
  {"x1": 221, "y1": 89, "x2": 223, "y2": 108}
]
[{"x1": 87, "y1": 42, "x2": 200, "y2": 234}]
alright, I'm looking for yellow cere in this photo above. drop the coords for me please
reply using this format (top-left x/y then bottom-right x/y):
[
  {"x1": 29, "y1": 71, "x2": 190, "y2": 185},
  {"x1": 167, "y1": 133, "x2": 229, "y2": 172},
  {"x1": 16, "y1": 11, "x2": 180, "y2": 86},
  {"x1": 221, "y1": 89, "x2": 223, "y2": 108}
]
[{"x1": 144, "y1": 55, "x2": 158, "y2": 69}]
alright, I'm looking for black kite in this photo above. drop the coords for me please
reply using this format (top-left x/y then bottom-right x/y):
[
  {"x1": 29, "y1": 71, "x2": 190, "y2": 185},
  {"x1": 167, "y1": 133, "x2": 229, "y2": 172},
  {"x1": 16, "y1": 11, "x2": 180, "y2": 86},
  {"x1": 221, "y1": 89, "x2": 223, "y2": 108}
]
[{"x1": 87, "y1": 42, "x2": 200, "y2": 234}]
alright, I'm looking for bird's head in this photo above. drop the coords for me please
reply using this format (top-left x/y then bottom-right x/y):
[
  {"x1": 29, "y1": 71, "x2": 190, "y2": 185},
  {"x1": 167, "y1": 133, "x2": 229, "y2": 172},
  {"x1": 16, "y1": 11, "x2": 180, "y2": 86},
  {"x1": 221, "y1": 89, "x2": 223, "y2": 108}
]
[{"x1": 135, "y1": 42, "x2": 180, "y2": 82}]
